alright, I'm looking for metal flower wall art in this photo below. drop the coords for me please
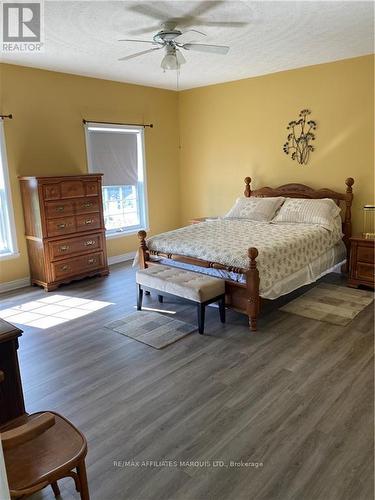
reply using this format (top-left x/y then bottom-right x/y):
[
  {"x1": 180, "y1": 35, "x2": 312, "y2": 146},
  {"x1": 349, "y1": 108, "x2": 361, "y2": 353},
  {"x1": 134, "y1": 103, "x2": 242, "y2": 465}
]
[{"x1": 283, "y1": 109, "x2": 317, "y2": 165}]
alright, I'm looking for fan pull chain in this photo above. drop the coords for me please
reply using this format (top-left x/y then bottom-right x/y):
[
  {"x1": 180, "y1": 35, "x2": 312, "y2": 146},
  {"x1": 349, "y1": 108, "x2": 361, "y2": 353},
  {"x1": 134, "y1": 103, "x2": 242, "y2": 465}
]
[{"x1": 176, "y1": 67, "x2": 180, "y2": 91}]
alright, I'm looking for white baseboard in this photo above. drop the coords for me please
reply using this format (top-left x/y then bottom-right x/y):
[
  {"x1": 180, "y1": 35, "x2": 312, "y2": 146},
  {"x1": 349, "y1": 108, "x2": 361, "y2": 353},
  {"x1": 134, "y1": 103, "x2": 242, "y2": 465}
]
[
  {"x1": 108, "y1": 251, "x2": 136, "y2": 266},
  {"x1": 0, "y1": 277, "x2": 30, "y2": 294}
]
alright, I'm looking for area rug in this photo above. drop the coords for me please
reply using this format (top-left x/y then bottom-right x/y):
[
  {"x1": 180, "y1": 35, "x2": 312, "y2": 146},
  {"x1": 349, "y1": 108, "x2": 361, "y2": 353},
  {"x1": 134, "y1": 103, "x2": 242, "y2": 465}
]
[
  {"x1": 280, "y1": 283, "x2": 374, "y2": 326},
  {"x1": 105, "y1": 311, "x2": 196, "y2": 349}
]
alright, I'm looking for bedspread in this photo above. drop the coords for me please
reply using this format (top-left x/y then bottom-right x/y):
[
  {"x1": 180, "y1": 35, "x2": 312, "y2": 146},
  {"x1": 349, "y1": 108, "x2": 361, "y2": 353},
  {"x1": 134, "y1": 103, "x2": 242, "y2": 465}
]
[{"x1": 146, "y1": 219, "x2": 343, "y2": 293}]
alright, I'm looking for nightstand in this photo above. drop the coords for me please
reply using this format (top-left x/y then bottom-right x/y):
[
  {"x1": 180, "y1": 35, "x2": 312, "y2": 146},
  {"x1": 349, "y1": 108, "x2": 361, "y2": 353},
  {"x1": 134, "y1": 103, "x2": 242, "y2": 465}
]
[
  {"x1": 189, "y1": 217, "x2": 218, "y2": 225},
  {"x1": 347, "y1": 235, "x2": 375, "y2": 289}
]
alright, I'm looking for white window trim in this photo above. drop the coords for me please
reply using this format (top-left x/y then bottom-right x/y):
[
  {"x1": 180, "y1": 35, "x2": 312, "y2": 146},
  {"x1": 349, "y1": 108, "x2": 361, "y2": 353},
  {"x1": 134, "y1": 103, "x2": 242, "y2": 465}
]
[
  {"x1": 105, "y1": 227, "x2": 149, "y2": 240},
  {"x1": 84, "y1": 122, "x2": 149, "y2": 237},
  {"x1": 0, "y1": 120, "x2": 18, "y2": 259}
]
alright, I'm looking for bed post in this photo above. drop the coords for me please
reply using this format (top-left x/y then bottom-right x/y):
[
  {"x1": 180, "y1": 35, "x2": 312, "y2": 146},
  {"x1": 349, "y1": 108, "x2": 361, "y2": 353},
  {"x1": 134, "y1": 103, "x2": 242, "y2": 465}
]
[
  {"x1": 247, "y1": 247, "x2": 260, "y2": 331},
  {"x1": 244, "y1": 177, "x2": 252, "y2": 197},
  {"x1": 137, "y1": 230, "x2": 149, "y2": 269},
  {"x1": 343, "y1": 177, "x2": 354, "y2": 272}
]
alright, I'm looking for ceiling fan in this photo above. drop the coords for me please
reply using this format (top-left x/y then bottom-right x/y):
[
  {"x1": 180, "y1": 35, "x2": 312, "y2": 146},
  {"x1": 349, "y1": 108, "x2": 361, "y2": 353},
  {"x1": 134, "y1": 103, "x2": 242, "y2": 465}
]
[
  {"x1": 117, "y1": 2, "x2": 247, "y2": 70},
  {"x1": 118, "y1": 22, "x2": 230, "y2": 70}
]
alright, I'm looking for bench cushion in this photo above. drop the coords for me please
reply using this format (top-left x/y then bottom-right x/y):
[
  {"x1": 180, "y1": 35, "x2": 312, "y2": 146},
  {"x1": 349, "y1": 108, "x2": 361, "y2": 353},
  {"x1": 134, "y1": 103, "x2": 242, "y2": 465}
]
[{"x1": 136, "y1": 265, "x2": 225, "y2": 303}]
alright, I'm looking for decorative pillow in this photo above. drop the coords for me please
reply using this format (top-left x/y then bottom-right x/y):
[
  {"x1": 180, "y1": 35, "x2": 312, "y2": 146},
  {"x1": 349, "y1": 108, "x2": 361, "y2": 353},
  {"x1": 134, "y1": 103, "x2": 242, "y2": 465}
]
[
  {"x1": 224, "y1": 197, "x2": 285, "y2": 222},
  {"x1": 272, "y1": 198, "x2": 341, "y2": 230}
]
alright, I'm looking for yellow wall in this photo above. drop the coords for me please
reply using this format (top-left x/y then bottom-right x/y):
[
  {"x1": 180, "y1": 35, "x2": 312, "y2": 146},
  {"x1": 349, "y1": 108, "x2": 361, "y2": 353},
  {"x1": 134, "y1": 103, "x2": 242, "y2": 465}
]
[
  {"x1": 0, "y1": 55, "x2": 374, "y2": 284},
  {"x1": 178, "y1": 55, "x2": 374, "y2": 231},
  {"x1": 0, "y1": 63, "x2": 180, "y2": 282}
]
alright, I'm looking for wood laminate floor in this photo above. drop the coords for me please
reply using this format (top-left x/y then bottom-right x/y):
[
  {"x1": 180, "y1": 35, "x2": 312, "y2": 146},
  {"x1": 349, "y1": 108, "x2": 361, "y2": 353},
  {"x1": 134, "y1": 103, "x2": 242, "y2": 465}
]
[{"x1": 0, "y1": 263, "x2": 373, "y2": 500}]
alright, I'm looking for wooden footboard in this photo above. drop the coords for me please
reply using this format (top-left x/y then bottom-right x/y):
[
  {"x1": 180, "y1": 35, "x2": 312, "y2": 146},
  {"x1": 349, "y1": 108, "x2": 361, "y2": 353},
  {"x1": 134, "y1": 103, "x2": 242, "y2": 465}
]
[
  {"x1": 247, "y1": 248, "x2": 260, "y2": 331},
  {"x1": 137, "y1": 230, "x2": 261, "y2": 331},
  {"x1": 137, "y1": 230, "x2": 149, "y2": 269}
]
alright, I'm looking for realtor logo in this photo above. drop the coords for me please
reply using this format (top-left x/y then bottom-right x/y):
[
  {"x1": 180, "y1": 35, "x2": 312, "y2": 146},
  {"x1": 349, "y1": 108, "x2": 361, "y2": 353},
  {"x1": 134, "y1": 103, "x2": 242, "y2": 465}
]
[{"x1": 2, "y1": 1, "x2": 44, "y2": 52}]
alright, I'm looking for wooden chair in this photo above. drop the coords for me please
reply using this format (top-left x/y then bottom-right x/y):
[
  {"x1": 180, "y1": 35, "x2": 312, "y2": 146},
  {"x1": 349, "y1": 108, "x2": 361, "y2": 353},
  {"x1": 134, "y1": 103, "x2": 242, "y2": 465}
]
[{"x1": 1, "y1": 410, "x2": 89, "y2": 499}]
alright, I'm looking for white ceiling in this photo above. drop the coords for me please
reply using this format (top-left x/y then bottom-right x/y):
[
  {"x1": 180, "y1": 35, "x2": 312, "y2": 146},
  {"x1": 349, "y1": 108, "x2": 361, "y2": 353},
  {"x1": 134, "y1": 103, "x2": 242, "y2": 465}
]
[{"x1": 2, "y1": 1, "x2": 374, "y2": 90}]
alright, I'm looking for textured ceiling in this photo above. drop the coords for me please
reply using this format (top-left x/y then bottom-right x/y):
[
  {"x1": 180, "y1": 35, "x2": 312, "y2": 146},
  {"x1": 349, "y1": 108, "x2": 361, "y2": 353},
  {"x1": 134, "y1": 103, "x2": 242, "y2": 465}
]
[{"x1": 2, "y1": 1, "x2": 374, "y2": 90}]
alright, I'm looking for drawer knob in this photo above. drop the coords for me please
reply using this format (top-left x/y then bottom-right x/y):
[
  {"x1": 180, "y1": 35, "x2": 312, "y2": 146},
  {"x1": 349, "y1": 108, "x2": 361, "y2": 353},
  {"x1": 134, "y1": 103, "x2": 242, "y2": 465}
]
[
  {"x1": 84, "y1": 240, "x2": 95, "y2": 246},
  {"x1": 61, "y1": 265, "x2": 70, "y2": 271},
  {"x1": 82, "y1": 202, "x2": 93, "y2": 208},
  {"x1": 88, "y1": 258, "x2": 96, "y2": 264},
  {"x1": 57, "y1": 223, "x2": 66, "y2": 229},
  {"x1": 59, "y1": 245, "x2": 69, "y2": 252},
  {"x1": 56, "y1": 206, "x2": 65, "y2": 212},
  {"x1": 85, "y1": 219, "x2": 93, "y2": 225}
]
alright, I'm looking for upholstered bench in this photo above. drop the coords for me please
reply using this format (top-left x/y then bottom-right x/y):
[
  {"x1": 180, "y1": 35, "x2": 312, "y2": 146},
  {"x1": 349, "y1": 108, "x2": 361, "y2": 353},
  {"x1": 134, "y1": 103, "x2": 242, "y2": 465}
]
[{"x1": 136, "y1": 265, "x2": 226, "y2": 334}]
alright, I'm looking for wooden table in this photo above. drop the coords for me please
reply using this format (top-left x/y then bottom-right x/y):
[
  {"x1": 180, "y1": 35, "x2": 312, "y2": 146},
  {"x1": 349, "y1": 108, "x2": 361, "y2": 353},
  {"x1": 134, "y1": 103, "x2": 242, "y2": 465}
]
[{"x1": 0, "y1": 319, "x2": 25, "y2": 427}]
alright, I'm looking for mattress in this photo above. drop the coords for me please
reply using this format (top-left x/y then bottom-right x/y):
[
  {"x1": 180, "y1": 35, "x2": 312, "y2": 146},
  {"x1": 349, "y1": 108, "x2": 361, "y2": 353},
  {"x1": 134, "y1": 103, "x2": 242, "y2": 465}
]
[{"x1": 141, "y1": 218, "x2": 344, "y2": 300}]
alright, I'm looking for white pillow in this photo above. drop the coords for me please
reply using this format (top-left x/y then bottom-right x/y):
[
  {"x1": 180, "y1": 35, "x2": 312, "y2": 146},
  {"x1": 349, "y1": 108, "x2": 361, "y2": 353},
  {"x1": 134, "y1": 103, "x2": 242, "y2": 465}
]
[
  {"x1": 224, "y1": 197, "x2": 285, "y2": 222},
  {"x1": 272, "y1": 198, "x2": 341, "y2": 231}
]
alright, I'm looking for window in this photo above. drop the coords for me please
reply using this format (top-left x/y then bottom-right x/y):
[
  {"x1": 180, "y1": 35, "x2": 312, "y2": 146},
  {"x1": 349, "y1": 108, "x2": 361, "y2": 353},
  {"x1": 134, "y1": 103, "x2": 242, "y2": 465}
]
[
  {"x1": 84, "y1": 123, "x2": 148, "y2": 236},
  {"x1": 0, "y1": 120, "x2": 17, "y2": 257}
]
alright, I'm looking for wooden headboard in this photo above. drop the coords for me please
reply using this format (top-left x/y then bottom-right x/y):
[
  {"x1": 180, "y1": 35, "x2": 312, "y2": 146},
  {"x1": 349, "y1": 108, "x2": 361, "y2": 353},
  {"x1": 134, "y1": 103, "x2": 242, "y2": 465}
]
[{"x1": 243, "y1": 176, "x2": 354, "y2": 251}]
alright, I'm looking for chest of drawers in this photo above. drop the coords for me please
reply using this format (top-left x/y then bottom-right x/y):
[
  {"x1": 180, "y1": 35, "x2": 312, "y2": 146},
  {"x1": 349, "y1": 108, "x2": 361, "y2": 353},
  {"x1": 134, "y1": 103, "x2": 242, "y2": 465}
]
[
  {"x1": 347, "y1": 235, "x2": 374, "y2": 289},
  {"x1": 19, "y1": 174, "x2": 109, "y2": 291}
]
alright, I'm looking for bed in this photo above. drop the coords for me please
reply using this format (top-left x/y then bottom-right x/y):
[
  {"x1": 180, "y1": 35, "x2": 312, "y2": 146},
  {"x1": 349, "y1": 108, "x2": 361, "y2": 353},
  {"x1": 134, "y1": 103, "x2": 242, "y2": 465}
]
[{"x1": 137, "y1": 177, "x2": 354, "y2": 331}]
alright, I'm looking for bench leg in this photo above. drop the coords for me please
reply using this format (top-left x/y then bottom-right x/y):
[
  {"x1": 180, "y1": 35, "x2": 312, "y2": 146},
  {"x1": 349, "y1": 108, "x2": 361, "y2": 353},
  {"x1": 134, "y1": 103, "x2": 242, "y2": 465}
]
[
  {"x1": 218, "y1": 296, "x2": 226, "y2": 323},
  {"x1": 197, "y1": 303, "x2": 205, "y2": 334},
  {"x1": 137, "y1": 284, "x2": 143, "y2": 311},
  {"x1": 158, "y1": 295, "x2": 164, "y2": 303}
]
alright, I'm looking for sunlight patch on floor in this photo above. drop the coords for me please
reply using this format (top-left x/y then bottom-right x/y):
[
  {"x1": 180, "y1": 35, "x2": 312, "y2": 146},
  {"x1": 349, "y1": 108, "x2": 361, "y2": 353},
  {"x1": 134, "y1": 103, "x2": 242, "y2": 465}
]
[{"x1": 0, "y1": 294, "x2": 113, "y2": 329}]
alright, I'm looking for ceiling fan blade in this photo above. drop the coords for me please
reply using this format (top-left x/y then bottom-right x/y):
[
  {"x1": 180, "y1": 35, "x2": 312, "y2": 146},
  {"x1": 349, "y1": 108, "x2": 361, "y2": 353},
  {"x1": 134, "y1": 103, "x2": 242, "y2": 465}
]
[
  {"x1": 127, "y1": 24, "x2": 163, "y2": 36},
  {"x1": 118, "y1": 47, "x2": 162, "y2": 61},
  {"x1": 182, "y1": 43, "x2": 229, "y2": 55},
  {"x1": 185, "y1": 1, "x2": 223, "y2": 20},
  {"x1": 174, "y1": 29, "x2": 206, "y2": 44},
  {"x1": 118, "y1": 39, "x2": 157, "y2": 44},
  {"x1": 128, "y1": 1, "x2": 222, "y2": 22},
  {"x1": 189, "y1": 20, "x2": 248, "y2": 28},
  {"x1": 127, "y1": 3, "x2": 169, "y2": 21}
]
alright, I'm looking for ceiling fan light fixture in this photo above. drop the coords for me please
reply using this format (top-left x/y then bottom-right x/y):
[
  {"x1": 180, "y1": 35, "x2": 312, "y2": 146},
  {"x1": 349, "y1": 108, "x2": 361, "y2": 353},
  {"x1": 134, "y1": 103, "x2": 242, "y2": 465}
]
[
  {"x1": 161, "y1": 53, "x2": 179, "y2": 70},
  {"x1": 160, "y1": 47, "x2": 185, "y2": 70}
]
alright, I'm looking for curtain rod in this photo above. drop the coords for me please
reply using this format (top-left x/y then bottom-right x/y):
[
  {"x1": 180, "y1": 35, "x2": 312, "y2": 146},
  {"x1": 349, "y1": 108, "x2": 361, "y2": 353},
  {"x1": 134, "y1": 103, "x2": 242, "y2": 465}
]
[
  {"x1": 82, "y1": 119, "x2": 153, "y2": 128},
  {"x1": 0, "y1": 114, "x2": 12, "y2": 120}
]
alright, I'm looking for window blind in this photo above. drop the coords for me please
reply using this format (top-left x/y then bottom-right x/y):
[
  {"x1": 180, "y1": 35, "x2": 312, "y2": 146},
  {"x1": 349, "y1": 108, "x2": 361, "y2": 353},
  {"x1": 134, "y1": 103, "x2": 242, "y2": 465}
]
[{"x1": 85, "y1": 127, "x2": 139, "y2": 187}]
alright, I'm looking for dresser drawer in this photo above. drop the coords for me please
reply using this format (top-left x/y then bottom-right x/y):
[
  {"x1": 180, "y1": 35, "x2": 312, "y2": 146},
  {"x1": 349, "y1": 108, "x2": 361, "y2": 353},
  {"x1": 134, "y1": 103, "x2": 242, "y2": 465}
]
[
  {"x1": 52, "y1": 252, "x2": 105, "y2": 280},
  {"x1": 76, "y1": 213, "x2": 101, "y2": 231},
  {"x1": 357, "y1": 245, "x2": 374, "y2": 264},
  {"x1": 75, "y1": 197, "x2": 100, "y2": 214},
  {"x1": 48, "y1": 233, "x2": 104, "y2": 261},
  {"x1": 43, "y1": 183, "x2": 61, "y2": 200},
  {"x1": 46, "y1": 216, "x2": 76, "y2": 237},
  {"x1": 85, "y1": 181, "x2": 99, "y2": 197},
  {"x1": 61, "y1": 180, "x2": 85, "y2": 199},
  {"x1": 356, "y1": 262, "x2": 375, "y2": 282},
  {"x1": 45, "y1": 200, "x2": 74, "y2": 218}
]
